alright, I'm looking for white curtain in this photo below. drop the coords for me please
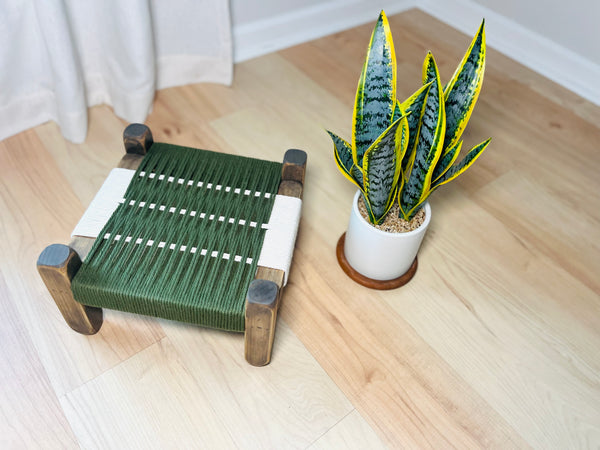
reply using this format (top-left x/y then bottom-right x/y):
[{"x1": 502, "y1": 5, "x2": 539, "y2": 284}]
[{"x1": 0, "y1": 0, "x2": 232, "y2": 143}]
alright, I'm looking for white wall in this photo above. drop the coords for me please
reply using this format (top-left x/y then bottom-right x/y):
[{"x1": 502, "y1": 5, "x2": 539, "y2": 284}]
[
  {"x1": 230, "y1": 0, "x2": 415, "y2": 62},
  {"x1": 231, "y1": 0, "x2": 324, "y2": 27},
  {"x1": 471, "y1": 0, "x2": 600, "y2": 65}
]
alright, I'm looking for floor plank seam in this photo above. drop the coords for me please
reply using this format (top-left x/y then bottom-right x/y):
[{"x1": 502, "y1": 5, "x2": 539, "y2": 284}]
[{"x1": 304, "y1": 408, "x2": 357, "y2": 449}]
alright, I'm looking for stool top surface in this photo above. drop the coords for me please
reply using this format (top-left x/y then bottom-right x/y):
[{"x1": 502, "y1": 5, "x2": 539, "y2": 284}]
[{"x1": 71, "y1": 143, "x2": 283, "y2": 331}]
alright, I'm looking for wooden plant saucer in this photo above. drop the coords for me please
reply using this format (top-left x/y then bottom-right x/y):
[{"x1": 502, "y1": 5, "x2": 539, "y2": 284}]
[{"x1": 336, "y1": 233, "x2": 418, "y2": 290}]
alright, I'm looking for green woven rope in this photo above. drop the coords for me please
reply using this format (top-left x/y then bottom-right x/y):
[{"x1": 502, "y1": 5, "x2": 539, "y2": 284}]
[{"x1": 71, "y1": 143, "x2": 282, "y2": 332}]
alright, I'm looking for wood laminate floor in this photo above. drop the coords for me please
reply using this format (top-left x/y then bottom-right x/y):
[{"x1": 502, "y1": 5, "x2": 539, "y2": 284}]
[{"x1": 2, "y1": 9, "x2": 599, "y2": 449}]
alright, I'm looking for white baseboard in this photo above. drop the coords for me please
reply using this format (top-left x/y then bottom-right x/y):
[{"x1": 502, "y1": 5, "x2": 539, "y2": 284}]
[
  {"x1": 233, "y1": 0, "x2": 415, "y2": 63},
  {"x1": 233, "y1": 0, "x2": 600, "y2": 106}
]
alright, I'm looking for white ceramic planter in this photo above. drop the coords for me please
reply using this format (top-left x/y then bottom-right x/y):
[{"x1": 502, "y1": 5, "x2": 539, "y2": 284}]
[{"x1": 344, "y1": 191, "x2": 431, "y2": 281}]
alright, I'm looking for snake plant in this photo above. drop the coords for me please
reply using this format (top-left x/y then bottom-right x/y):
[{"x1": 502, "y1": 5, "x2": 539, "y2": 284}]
[{"x1": 327, "y1": 11, "x2": 491, "y2": 224}]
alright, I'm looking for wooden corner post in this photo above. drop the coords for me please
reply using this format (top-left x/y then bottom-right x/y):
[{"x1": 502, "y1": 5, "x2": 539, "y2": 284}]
[
  {"x1": 123, "y1": 123, "x2": 153, "y2": 155},
  {"x1": 37, "y1": 244, "x2": 103, "y2": 334},
  {"x1": 245, "y1": 280, "x2": 280, "y2": 366},
  {"x1": 279, "y1": 149, "x2": 307, "y2": 198},
  {"x1": 120, "y1": 123, "x2": 153, "y2": 169},
  {"x1": 245, "y1": 149, "x2": 307, "y2": 366}
]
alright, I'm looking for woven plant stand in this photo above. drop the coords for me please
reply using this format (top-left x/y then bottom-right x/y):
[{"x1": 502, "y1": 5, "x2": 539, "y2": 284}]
[{"x1": 37, "y1": 124, "x2": 307, "y2": 366}]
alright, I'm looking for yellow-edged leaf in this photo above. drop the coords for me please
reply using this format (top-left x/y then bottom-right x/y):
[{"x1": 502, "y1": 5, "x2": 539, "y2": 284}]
[
  {"x1": 328, "y1": 130, "x2": 364, "y2": 190},
  {"x1": 443, "y1": 20, "x2": 486, "y2": 151},
  {"x1": 352, "y1": 10, "x2": 397, "y2": 166},
  {"x1": 432, "y1": 138, "x2": 491, "y2": 189},
  {"x1": 399, "y1": 53, "x2": 445, "y2": 220},
  {"x1": 432, "y1": 140, "x2": 462, "y2": 183},
  {"x1": 363, "y1": 116, "x2": 406, "y2": 223}
]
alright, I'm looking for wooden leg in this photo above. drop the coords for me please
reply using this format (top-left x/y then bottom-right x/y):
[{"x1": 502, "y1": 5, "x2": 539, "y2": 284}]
[
  {"x1": 244, "y1": 149, "x2": 308, "y2": 365},
  {"x1": 245, "y1": 273, "x2": 282, "y2": 367},
  {"x1": 123, "y1": 123, "x2": 153, "y2": 155},
  {"x1": 37, "y1": 244, "x2": 103, "y2": 335}
]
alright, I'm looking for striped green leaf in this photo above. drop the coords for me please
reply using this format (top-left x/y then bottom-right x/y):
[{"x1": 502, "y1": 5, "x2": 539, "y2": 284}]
[
  {"x1": 361, "y1": 192, "x2": 377, "y2": 225},
  {"x1": 443, "y1": 20, "x2": 486, "y2": 151},
  {"x1": 395, "y1": 111, "x2": 410, "y2": 197},
  {"x1": 432, "y1": 138, "x2": 491, "y2": 189},
  {"x1": 399, "y1": 82, "x2": 432, "y2": 178},
  {"x1": 399, "y1": 53, "x2": 445, "y2": 220},
  {"x1": 432, "y1": 140, "x2": 462, "y2": 183},
  {"x1": 363, "y1": 116, "x2": 406, "y2": 223},
  {"x1": 327, "y1": 130, "x2": 363, "y2": 189},
  {"x1": 396, "y1": 112, "x2": 410, "y2": 174},
  {"x1": 351, "y1": 164, "x2": 364, "y2": 189},
  {"x1": 352, "y1": 10, "x2": 396, "y2": 166},
  {"x1": 392, "y1": 99, "x2": 403, "y2": 122}
]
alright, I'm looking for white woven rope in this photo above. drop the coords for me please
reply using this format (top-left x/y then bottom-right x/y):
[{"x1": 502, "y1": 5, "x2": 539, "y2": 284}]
[
  {"x1": 137, "y1": 171, "x2": 273, "y2": 199},
  {"x1": 122, "y1": 200, "x2": 267, "y2": 229},
  {"x1": 257, "y1": 195, "x2": 302, "y2": 285},
  {"x1": 71, "y1": 168, "x2": 135, "y2": 238},
  {"x1": 100, "y1": 232, "x2": 254, "y2": 265}
]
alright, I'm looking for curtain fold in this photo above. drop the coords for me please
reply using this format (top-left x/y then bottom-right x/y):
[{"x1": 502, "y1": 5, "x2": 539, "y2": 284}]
[{"x1": 0, "y1": 0, "x2": 232, "y2": 143}]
